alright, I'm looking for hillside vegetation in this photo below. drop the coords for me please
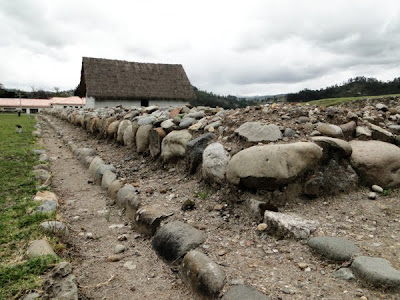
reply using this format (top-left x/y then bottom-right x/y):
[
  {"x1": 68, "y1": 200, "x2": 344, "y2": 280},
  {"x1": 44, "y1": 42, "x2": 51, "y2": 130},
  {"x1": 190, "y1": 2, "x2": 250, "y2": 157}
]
[
  {"x1": 287, "y1": 76, "x2": 400, "y2": 102},
  {"x1": 306, "y1": 93, "x2": 400, "y2": 107}
]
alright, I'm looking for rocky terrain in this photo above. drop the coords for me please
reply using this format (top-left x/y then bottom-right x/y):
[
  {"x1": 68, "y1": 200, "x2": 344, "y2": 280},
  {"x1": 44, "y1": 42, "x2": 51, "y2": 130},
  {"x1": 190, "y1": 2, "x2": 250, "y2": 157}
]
[{"x1": 29, "y1": 96, "x2": 400, "y2": 299}]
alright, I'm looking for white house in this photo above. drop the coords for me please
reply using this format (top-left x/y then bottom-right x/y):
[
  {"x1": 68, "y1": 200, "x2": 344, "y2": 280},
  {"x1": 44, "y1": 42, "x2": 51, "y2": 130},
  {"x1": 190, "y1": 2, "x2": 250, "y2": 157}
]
[{"x1": 75, "y1": 57, "x2": 196, "y2": 109}]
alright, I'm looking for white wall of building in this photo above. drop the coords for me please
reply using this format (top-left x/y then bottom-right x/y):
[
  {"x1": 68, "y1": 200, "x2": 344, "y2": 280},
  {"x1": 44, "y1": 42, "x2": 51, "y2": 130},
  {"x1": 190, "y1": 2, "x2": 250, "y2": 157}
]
[{"x1": 91, "y1": 98, "x2": 187, "y2": 109}]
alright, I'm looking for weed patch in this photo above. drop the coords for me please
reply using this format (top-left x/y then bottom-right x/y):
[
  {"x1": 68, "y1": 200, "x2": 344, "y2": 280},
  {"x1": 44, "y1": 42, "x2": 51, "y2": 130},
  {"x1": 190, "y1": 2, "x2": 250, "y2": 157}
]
[{"x1": 0, "y1": 114, "x2": 56, "y2": 298}]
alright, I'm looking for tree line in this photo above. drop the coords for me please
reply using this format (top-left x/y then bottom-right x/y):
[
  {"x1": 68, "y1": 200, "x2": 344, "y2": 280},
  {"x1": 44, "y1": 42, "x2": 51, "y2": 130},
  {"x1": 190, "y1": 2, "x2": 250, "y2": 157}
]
[
  {"x1": 286, "y1": 76, "x2": 400, "y2": 102},
  {"x1": 191, "y1": 87, "x2": 266, "y2": 109},
  {"x1": 0, "y1": 83, "x2": 74, "y2": 99}
]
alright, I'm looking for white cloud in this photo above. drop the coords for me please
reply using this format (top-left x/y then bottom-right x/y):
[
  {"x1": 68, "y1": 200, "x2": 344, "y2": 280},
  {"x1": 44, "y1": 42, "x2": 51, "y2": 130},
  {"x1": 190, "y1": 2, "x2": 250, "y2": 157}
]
[{"x1": 0, "y1": 0, "x2": 399, "y2": 95}]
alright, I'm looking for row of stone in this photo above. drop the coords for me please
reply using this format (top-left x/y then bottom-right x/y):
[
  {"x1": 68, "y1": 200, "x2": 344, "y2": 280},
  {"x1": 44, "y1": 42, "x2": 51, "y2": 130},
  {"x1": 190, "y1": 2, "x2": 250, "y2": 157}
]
[
  {"x1": 308, "y1": 236, "x2": 400, "y2": 290},
  {"x1": 26, "y1": 123, "x2": 78, "y2": 300},
  {"x1": 46, "y1": 107, "x2": 400, "y2": 200},
  {"x1": 41, "y1": 117, "x2": 270, "y2": 300}
]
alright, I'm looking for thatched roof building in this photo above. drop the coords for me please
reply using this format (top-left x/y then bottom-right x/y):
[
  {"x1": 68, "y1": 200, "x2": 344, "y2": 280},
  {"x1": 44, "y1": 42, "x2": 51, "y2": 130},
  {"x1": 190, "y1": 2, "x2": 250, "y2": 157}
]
[{"x1": 76, "y1": 57, "x2": 196, "y2": 107}]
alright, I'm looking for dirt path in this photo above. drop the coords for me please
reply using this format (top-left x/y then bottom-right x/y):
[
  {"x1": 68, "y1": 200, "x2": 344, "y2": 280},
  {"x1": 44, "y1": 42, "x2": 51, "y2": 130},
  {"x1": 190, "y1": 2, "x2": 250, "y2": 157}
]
[
  {"x1": 41, "y1": 115, "x2": 400, "y2": 300},
  {"x1": 42, "y1": 122, "x2": 192, "y2": 300}
]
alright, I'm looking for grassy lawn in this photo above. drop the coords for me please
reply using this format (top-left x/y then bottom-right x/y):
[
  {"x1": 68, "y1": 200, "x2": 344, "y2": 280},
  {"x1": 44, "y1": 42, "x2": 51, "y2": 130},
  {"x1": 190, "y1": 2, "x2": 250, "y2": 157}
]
[
  {"x1": 0, "y1": 113, "x2": 58, "y2": 299},
  {"x1": 305, "y1": 93, "x2": 400, "y2": 107}
]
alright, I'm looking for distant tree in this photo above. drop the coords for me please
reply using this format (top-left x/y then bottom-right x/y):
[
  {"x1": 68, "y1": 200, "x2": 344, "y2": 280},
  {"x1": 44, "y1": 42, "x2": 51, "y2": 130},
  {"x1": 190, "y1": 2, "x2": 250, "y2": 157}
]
[{"x1": 286, "y1": 76, "x2": 400, "y2": 102}]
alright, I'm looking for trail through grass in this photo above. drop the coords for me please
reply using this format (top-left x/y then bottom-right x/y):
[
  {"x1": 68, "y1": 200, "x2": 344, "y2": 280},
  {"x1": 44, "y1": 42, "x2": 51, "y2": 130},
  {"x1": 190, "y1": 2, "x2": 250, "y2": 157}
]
[
  {"x1": 305, "y1": 93, "x2": 400, "y2": 107},
  {"x1": 0, "y1": 113, "x2": 58, "y2": 299}
]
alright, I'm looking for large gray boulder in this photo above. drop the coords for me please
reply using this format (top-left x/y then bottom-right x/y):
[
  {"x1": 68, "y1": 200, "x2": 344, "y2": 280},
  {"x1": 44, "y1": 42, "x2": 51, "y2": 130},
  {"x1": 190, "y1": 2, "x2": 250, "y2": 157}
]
[
  {"x1": 123, "y1": 125, "x2": 134, "y2": 146},
  {"x1": 316, "y1": 123, "x2": 343, "y2": 138},
  {"x1": 76, "y1": 148, "x2": 96, "y2": 164},
  {"x1": 179, "y1": 117, "x2": 196, "y2": 129},
  {"x1": 32, "y1": 169, "x2": 51, "y2": 184},
  {"x1": 202, "y1": 142, "x2": 230, "y2": 184},
  {"x1": 351, "y1": 256, "x2": 400, "y2": 289},
  {"x1": 116, "y1": 184, "x2": 138, "y2": 209},
  {"x1": 136, "y1": 125, "x2": 153, "y2": 153},
  {"x1": 303, "y1": 159, "x2": 358, "y2": 197},
  {"x1": 369, "y1": 123, "x2": 395, "y2": 143},
  {"x1": 40, "y1": 221, "x2": 69, "y2": 236},
  {"x1": 235, "y1": 122, "x2": 282, "y2": 142},
  {"x1": 226, "y1": 142, "x2": 323, "y2": 189},
  {"x1": 182, "y1": 250, "x2": 226, "y2": 297},
  {"x1": 311, "y1": 137, "x2": 352, "y2": 157},
  {"x1": 152, "y1": 221, "x2": 205, "y2": 261},
  {"x1": 94, "y1": 164, "x2": 116, "y2": 185},
  {"x1": 161, "y1": 130, "x2": 192, "y2": 161},
  {"x1": 101, "y1": 170, "x2": 117, "y2": 190},
  {"x1": 186, "y1": 133, "x2": 214, "y2": 174},
  {"x1": 349, "y1": 140, "x2": 400, "y2": 188},
  {"x1": 27, "y1": 239, "x2": 56, "y2": 257},
  {"x1": 117, "y1": 120, "x2": 131, "y2": 144},
  {"x1": 107, "y1": 120, "x2": 120, "y2": 139},
  {"x1": 43, "y1": 262, "x2": 78, "y2": 300},
  {"x1": 88, "y1": 156, "x2": 104, "y2": 178},
  {"x1": 308, "y1": 237, "x2": 359, "y2": 261},
  {"x1": 149, "y1": 128, "x2": 166, "y2": 158}
]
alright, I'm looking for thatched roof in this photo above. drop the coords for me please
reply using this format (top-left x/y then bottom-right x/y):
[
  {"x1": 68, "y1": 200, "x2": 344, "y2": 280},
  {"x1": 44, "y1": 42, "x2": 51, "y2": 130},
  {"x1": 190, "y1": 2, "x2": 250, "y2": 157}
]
[{"x1": 76, "y1": 57, "x2": 196, "y2": 101}]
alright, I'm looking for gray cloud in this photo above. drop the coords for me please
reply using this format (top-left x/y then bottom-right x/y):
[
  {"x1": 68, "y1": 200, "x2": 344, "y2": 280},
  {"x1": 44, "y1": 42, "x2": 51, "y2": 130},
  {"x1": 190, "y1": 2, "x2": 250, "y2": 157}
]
[{"x1": 0, "y1": 0, "x2": 399, "y2": 95}]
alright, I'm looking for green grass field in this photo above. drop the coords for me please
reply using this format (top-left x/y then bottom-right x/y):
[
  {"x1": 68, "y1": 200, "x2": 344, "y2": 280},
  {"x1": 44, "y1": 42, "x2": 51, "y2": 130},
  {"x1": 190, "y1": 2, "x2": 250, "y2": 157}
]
[
  {"x1": 0, "y1": 113, "x2": 58, "y2": 299},
  {"x1": 305, "y1": 93, "x2": 400, "y2": 107}
]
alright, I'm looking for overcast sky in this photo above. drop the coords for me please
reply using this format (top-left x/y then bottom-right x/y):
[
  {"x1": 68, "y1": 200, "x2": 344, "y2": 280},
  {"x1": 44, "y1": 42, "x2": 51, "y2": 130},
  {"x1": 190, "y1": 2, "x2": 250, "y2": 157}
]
[{"x1": 0, "y1": 0, "x2": 399, "y2": 96}]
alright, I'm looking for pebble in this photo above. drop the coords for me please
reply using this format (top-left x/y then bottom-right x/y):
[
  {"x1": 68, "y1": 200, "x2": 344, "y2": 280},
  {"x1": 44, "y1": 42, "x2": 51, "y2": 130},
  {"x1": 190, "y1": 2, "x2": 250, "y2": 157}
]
[
  {"x1": 123, "y1": 261, "x2": 137, "y2": 270},
  {"x1": 231, "y1": 279, "x2": 245, "y2": 285},
  {"x1": 257, "y1": 223, "x2": 268, "y2": 231},
  {"x1": 109, "y1": 224, "x2": 125, "y2": 229},
  {"x1": 86, "y1": 232, "x2": 93, "y2": 239},
  {"x1": 371, "y1": 185, "x2": 383, "y2": 193},
  {"x1": 72, "y1": 216, "x2": 80, "y2": 221},
  {"x1": 118, "y1": 234, "x2": 128, "y2": 241},
  {"x1": 115, "y1": 244, "x2": 126, "y2": 254},
  {"x1": 213, "y1": 204, "x2": 224, "y2": 211},
  {"x1": 218, "y1": 249, "x2": 226, "y2": 256},
  {"x1": 298, "y1": 262, "x2": 308, "y2": 270},
  {"x1": 368, "y1": 192, "x2": 377, "y2": 200},
  {"x1": 107, "y1": 255, "x2": 123, "y2": 262}
]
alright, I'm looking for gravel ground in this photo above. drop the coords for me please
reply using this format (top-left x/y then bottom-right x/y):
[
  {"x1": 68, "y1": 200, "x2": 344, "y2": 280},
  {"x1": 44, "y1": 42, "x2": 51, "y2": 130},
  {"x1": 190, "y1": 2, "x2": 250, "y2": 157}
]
[{"x1": 42, "y1": 114, "x2": 400, "y2": 300}]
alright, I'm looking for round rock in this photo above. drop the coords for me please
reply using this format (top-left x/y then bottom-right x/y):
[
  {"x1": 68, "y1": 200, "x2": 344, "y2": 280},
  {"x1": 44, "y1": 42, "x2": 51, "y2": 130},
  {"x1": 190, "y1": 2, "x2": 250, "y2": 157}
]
[
  {"x1": 351, "y1": 256, "x2": 400, "y2": 288},
  {"x1": 182, "y1": 250, "x2": 226, "y2": 297},
  {"x1": 308, "y1": 237, "x2": 359, "y2": 261},
  {"x1": 222, "y1": 285, "x2": 270, "y2": 300}
]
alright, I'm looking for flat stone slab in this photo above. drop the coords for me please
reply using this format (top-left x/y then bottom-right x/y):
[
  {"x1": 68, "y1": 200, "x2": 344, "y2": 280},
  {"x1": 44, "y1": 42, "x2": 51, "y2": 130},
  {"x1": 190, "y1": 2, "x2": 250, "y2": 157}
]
[
  {"x1": 235, "y1": 122, "x2": 282, "y2": 142},
  {"x1": 351, "y1": 256, "x2": 400, "y2": 288},
  {"x1": 222, "y1": 285, "x2": 270, "y2": 300},
  {"x1": 308, "y1": 237, "x2": 359, "y2": 261},
  {"x1": 182, "y1": 250, "x2": 226, "y2": 297},
  {"x1": 27, "y1": 239, "x2": 56, "y2": 257},
  {"x1": 264, "y1": 211, "x2": 318, "y2": 239},
  {"x1": 152, "y1": 221, "x2": 205, "y2": 261}
]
